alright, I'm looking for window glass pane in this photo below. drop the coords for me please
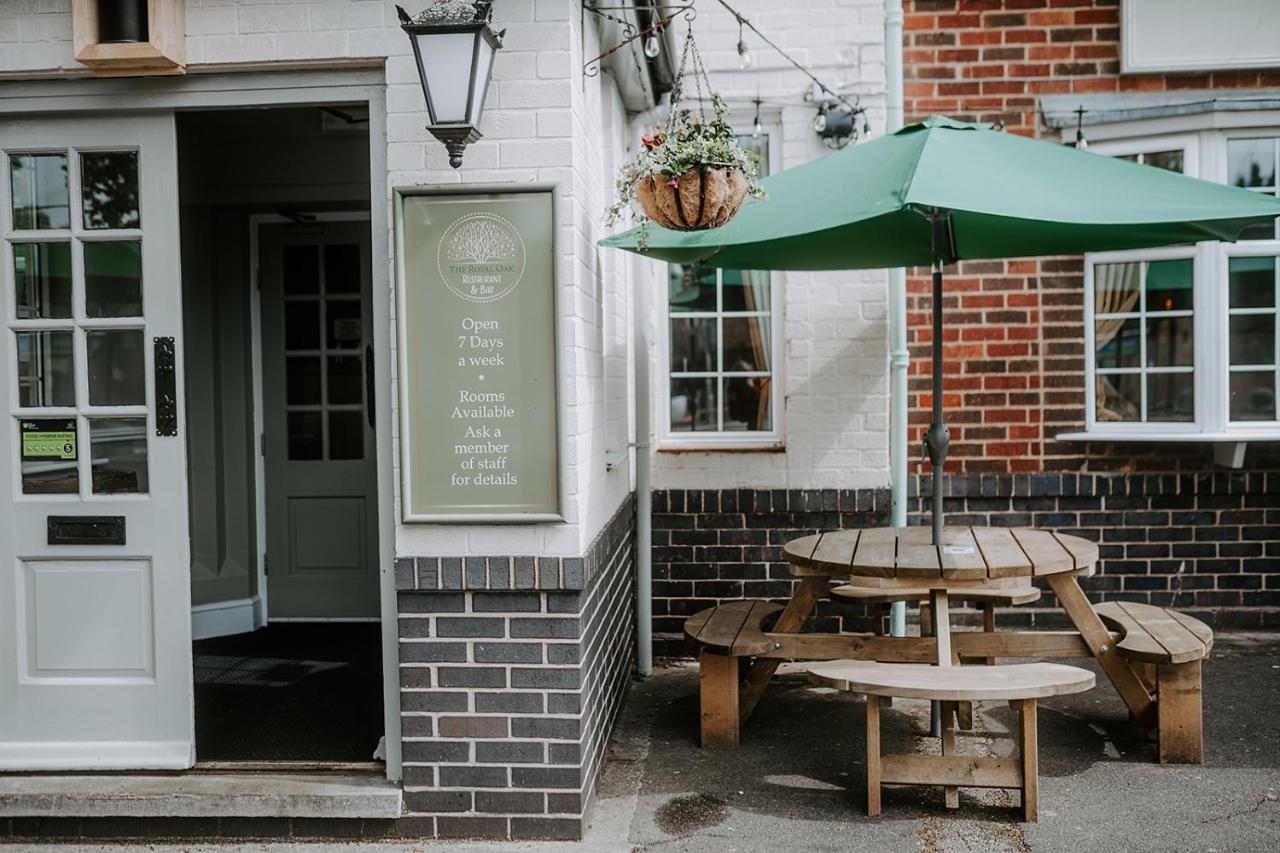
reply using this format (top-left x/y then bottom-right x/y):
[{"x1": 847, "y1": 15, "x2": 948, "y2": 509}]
[
  {"x1": 80, "y1": 150, "x2": 140, "y2": 230},
  {"x1": 328, "y1": 355, "x2": 363, "y2": 405},
  {"x1": 1228, "y1": 138, "x2": 1276, "y2": 188},
  {"x1": 9, "y1": 153, "x2": 69, "y2": 230},
  {"x1": 328, "y1": 410, "x2": 364, "y2": 460},
  {"x1": 90, "y1": 417, "x2": 148, "y2": 494},
  {"x1": 284, "y1": 301, "x2": 320, "y2": 350},
  {"x1": 1095, "y1": 317, "x2": 1141, "y2": 369},
  {"x1": 670, "y1": 376, "x2": 717, "y2": 431},
  {"x1": 1146, "y1": 372, "x2": 1194, "y2": 422},
  {"x1": 1143, "y1": 150, "x2": 1183, "y2": 173},
  {"x1": 16, "y1": 330, "x2": 75, "y2": 407},
  {"x1": 324, "y1": 244, "x2": 361, "y2": 294},
  {"x1": 1093, "y1": 262, "x2": 1140, "y2": 315},
  {"x1": 724, "y1": 376, "x2": 771, "y2": 431},
  {"x1": 326, "y1": 299, "x2": 362, "y2": 349},
  {"x1": 84, "y1": 240, "x2": 143, "y2": 317},
  {"x1": 286, "y1": 356, "x2": 321, "y2": 405},
  {"x1": 20, "y1": 417, "x2": 78, "y2": 494},
  {"x1": 1145, "y1": 315, "x2": 1193, "y2": 367},
  {"x1": 1239, "y1": 219, "x2": 1279, "y2": 241},
  {"x1": 87, "y1": 328, "x2": 145, "y2": 406},
  {"x1": 722, "y1": 269, "x2": 770, "y2": 312},
  {"x1": 287, "y1": 411, "x2": 323, "y2": 460},
  {"x1": 723, "y1": 316, "x2": 771, "y2": 372},
  {"x1": 283, "y1": 245, "x2": 320, "y2": 295},
  {"x1": 670, "y1": 317, "x2": 716, "y2": 373},
  {"x1": 1230, "y1": 371, "x2": 1275, "y2": 421},
  {"x1": 1096, "y1": 372, "x2": 1140, "y2": 422},
  {"x1": 1228, "y1": 256, "x2": 1276, "y2": 308},
  {"x1": 13, "y1": 242, "x2": 72, "y2": 319},
  {"x1": 669, "y1": 265, "x2": 716, "y2": 312},
  {"x1": 1229, "y1": 315, "x2": 1275, "y2": 366},
  {"x1": 1145, "y1": 259, "x2": 1192, "y2": 311}
]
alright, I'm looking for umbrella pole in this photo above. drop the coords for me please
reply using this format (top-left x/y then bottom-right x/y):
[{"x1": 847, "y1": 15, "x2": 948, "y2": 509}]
[{"x1": 925, "y1": 216, "x2": 951, "y2": 547}]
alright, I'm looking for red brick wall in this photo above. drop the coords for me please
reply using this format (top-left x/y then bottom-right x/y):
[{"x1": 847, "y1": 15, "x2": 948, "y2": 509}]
[{"x1": 902, "y1": 0, "x2": 1280, "y2": 474}]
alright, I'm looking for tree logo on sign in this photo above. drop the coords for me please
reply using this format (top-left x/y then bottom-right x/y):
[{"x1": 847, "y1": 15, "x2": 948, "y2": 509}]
[{"x1": 437, "y1": 212, "x2": 527, "y2": 303}]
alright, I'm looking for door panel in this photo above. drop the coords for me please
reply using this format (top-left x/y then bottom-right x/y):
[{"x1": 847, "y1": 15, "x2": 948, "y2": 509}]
[
  {"x1": 261, "y1": 222, "x2": 378, "y2": 619},
  {"x1": 0, "y1": 113, "x2": 193, "y2": 769}
]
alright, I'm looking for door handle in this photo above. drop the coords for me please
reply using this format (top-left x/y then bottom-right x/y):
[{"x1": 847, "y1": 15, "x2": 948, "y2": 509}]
[
  {"x1": 155, "y1": 336, "x2": 177, "y2": 436},
  {"x1": 365, "y1": 343, "x2": 375, "y2": 428}
]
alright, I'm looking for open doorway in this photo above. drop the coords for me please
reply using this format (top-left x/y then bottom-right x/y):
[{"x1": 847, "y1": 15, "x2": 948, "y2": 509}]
[{"x1": 177, "y1": 106, "x2": 383, "y2": 763}]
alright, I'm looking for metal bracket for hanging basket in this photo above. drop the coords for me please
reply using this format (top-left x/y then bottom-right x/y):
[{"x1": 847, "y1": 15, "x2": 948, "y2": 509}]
[{"x1": 582, "y1": 0, "x2": 695, "y2": 77}]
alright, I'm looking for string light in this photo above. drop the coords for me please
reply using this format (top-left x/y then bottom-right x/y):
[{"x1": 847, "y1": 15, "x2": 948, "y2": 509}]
[
  {"x1": 644, "y1": 32, "x2": 661, "y2": 59},
  {"x1": 752, "y1": 97, "x2": 763, "y2": 138},
  {"x1": 1074, "y1": 105, "x2": 1089, "y2": 150},
  {"x1": 736, "y1": 21, "x2": 752, "y2": 69}
]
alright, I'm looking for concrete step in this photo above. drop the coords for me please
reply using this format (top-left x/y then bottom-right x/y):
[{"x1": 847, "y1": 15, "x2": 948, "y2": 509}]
[{"x1": 0, "y1": 772, "x2": 402, "y2": 818}]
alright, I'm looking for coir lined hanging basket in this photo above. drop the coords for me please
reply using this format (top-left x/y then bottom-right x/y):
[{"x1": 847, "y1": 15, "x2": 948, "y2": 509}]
[{"x1": 635, "y1": 165, "x2": 751, "y2": 231}]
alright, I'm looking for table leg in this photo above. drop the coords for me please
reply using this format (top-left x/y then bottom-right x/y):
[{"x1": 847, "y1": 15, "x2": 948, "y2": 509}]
[
  {"x1": 1017, "y1": 698, "x2": 1038, "y2": 822},
  {"x1": 866, "y1": 694, "x2": 882, "y2": 817},
  {"x1": 1046, "y1": 574, "x2": 1153, "y2": 722},
  {"x1": 739, "y1": 575, "x2": 828, "y2": 723},
  {"x1": 941, "y1": 700, "x2": 960, "y2": 809}
]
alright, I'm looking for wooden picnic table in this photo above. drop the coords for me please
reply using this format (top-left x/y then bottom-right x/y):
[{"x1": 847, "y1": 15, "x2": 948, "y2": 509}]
[{"x1": 686, "y1": 525, "x2": 1211, "y2": 764}]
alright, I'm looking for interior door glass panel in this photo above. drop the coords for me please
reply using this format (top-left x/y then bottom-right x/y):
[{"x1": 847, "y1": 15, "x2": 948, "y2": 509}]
[
  {"x1": 328, "y1": 410, "x2": 364, "y2": 460},
  {"x1": 324, "y1": 244, "x2": 361, "y2": 294},
  {"x1": 89, "y1": 417, "x2": 149, "y2": 494},
  {"x1": 327, "y1": 355, "x2": 362, "y2": 405},
  {"x1": 80, "y1": 150, "x2": 140, "y2": 230},
  {"x1": 16, "y1": 330, "x2": 75, "y2": 407},
  {"x1": 326, "y1": 299, "x2": 362, "y2": 349},
  {"x1": 19, "y1": 416, "x2": 79, "y2": 495},
  {"x1": 284, "y1": 300, "x2": 320, "y2": 350},
  {"x1": 283, "y1": 245, "x2": 320, "y2": 295},
  {"x1": 287, "y1": 411, "x2": 323, "y2": 460},
  {"x1": 13, "y1": 242, "x2": 73, "y2": 319},
  {"x1": 9, "y1": 153, "x2": 70, "y2": 230},
  {"x1": 87, "y1": 328, "x2": 146, "y2": 406},
  {"x1": 286, "y1": 356, "x2": 321, "y2": 405},
  {"x1": 84, "y1": 240, "x2": 144, "y2": 317}
]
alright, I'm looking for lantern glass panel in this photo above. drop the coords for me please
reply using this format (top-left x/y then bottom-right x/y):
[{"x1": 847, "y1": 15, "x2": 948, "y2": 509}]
[
  {"x1": 415, "y1": 31, "x2": 477, "y2": 124},
  {"x1": 469, "y1": 36, "x2": 496, "y2": 125}
]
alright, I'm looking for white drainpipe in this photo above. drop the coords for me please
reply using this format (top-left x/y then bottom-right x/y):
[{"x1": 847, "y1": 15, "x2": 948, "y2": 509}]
[
  {"x1": 634, "y1": 255, "x2": 654, "y2": 677},
  {"x1": 885, "y1": 0, "x2": 909, "y2": 637}
]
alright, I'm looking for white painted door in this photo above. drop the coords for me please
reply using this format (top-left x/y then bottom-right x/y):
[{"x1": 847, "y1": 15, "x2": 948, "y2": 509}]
[
  {"x1": 260, "y1": 222, "x2": 379, "y2": 619},
  {"x1": 0, "y1": 114, "x2": 193, "y2": 769}
]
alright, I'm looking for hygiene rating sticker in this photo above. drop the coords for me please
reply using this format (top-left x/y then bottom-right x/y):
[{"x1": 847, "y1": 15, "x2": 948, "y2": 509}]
[{"x1": 20, "y1": 419, "x2": 77, "y2": 461}]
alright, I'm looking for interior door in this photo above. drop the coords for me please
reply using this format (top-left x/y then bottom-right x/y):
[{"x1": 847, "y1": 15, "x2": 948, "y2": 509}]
[
  {"x1": 0, "y1": 113, "x2": 194, "y2": 769},
  {"x1": 260, "y1": 221, "x2": 378, "y2": 619}
]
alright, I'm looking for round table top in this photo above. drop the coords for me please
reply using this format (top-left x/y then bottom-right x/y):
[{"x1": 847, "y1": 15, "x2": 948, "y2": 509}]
[{"x1": 783, "y1": 526, "x2": 1098, "y2": 581}]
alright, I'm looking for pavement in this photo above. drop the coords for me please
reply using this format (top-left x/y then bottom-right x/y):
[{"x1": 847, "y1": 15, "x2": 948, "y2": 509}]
[{"x1": 6, "y1": 633, "x2": 1278, "y2": 852}]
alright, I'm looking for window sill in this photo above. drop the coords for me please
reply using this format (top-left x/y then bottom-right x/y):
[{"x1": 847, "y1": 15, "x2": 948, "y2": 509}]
[
  {"x1": 658, "y1": 441, "x2": 785, "y2": 454},
  {"x1": 1057, "y1": 431, "x2": 1280, "y2": 443}
]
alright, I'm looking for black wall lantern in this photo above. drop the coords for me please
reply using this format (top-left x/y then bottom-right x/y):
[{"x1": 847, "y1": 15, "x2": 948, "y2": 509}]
[
  {"x1": 98, "y1": 0, "x2": 150, "y2": 44},
  {"x1": 396, "y1": 1, "x2": 505, "y2": 169}
]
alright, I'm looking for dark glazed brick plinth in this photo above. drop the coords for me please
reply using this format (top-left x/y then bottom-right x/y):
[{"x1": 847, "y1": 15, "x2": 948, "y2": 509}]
[{"x1": 651, "y1": 475, "x2": 1280, "y2": 654}]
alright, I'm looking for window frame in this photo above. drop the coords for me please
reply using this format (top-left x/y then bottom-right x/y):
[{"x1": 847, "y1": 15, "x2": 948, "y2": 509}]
[
  {"x1": 657, "y1": 126, "x2": 783, "y2": 451},
  {"x1": 1076, "y1": 127, "x2": 1280, "y2": 441}
]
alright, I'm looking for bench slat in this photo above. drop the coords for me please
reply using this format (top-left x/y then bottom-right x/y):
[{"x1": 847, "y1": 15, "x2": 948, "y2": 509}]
[
  {"x1": 880, "y1": 754, "x2": 1023, "y2": 789},
  {"x1": 694, "y1": 603, "x2": 753, "y2": 650},
  {"x1": 1118, "y1": 601, "x2": 1204, "y2": 664},
  {"x1": 1093, "y1": 602, "x2": 1212, "y2": 664},
  {"x1": 684, "y1": 601, "x2": 782, "y2": 657},
  {"x1": 971, "y1": 527, "x2": 1032, "y2": 579},
  {"x1": 1011, "y1": 528, "x2": 1075, "y2": 576}
]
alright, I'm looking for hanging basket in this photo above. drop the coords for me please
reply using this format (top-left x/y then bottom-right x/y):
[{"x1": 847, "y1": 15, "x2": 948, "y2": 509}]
[{"x1": 634, "y1": 166, "x2": 750, "y2": 231}]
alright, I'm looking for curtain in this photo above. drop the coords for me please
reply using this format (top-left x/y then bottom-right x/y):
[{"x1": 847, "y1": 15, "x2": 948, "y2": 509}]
[
  {"x1": 742, "y1": 269, "x2": 772, "y2": 429},
  {"x1": 1094, "y1": 262, "x2": 1141, "y2": 421}
]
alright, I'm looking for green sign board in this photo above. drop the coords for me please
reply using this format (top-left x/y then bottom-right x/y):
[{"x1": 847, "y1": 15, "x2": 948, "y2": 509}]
[
  {"x1": 20, "y1": 419, "x2": 77, "y2": 461},
  {"x1": 398, "y1": 190, "x2": 560, "y2": 522}
]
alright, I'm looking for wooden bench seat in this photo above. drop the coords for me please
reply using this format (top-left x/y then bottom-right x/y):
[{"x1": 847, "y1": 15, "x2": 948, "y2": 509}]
[
  {"x1": 1092, "y1": 601, "x2": 1212, "y2": 763},
  {"x1": 808, "y1": 660, "x2": 1096, "y2": 822},
  {"x1": 832, "y1": 582, "x2": 1040, "y2": 605},
  {"x1": 683, "y1": 600, "x2": 782, "y2": 657}
]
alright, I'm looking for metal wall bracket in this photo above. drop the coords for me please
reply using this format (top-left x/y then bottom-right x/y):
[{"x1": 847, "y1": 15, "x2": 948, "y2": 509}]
[{"x1": 582, "y1": 0, "x2": 695, "y2": 77}]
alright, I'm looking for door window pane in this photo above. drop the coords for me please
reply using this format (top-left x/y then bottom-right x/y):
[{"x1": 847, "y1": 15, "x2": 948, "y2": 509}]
[
  {"x1": 328, "y1": 355, "x2": 363, "y2": 405},
  {"x1": 1146, "y1": 373, "x2": 1194, "y2": 422},
  {"x1": 1230, "y1": 371, "x2": 1275, "y2": 421},
  {"x1": 328, "y1": 410, "x2": 364, "y2": 460},
  {"x1": 90, "y1": 417, "x2": 148, "y2": 494},
  {"x1": 670, "y1": 376, "x2": 718, "y2": 431},
  {"x1": 287, "y1": 411, "x2": 323, "y2": 460},
  {"x1": 326, "y1": 299, "x2": 362, "y2": 349},
  {"x1": 670, "y1": 317, "x2": 716, "y2": 373},
  {"x1": 286, "y1": 357, "x2": 321, "y2": 405},
  {"x1": 283, "y1": 245, "x2": 320, "y2": 295},
  {"x1": 13, "y1": 242, "x2": 73, "y2": 319},
  {"x1": 324, "y1": 244, "x2": 361, "y2": 294},
  {"x1": 87, "y1": 328, "x2": 145, "y2": 406},
  {"x1": 19, "y1": 417, "x2": 79, "y2": 494},
  {"x1": 84, "y1": 240, "x2": 143, "y2": 317},
  {"x1": 16, "y1": 330, "x2": 75, "y2": 407},
  {"x1": 724, "y1": 376, "x2": 772, "y2": 431},
  {"x1": 9, "y1": 153, "x2": 69, "y2": 230},
  {"x1": 284, "y1": 301, "x2": 320, "y2": 350},
  {"x1": 80, "y1": 150, "x2": 140, "y2": 230}
]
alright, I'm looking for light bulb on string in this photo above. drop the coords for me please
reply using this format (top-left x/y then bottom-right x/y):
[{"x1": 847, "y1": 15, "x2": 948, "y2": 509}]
[
  {"x1": 752, "y1": 97, "x2": 763, "y2": 138},
  {"x1": 738, "y1": 39, "x2": 753, "y2": 69},
  {"x1": 813, "y1": 108, "x2": 828, "y2": 134},
  {"x1": 644, "y1": 33, "x2": 662, "y2": 59}
]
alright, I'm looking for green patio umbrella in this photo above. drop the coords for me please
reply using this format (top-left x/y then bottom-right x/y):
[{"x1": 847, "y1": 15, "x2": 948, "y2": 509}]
[{"x1": 602, "y1": 116, "x2": 1280, "y2": 543}]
